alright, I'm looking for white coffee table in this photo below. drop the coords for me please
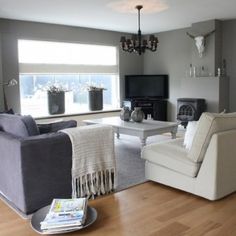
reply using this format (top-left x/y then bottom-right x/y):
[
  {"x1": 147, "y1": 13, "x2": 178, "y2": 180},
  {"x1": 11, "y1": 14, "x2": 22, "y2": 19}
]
[{"x1": 83, "y1": 116, "x2": 178, "y2": 147}]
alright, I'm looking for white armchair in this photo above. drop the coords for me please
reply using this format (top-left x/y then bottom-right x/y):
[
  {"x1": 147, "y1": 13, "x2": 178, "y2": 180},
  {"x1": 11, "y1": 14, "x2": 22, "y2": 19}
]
[{"x1": 141, "y1": 112, "x2": 236, "y2": 200}]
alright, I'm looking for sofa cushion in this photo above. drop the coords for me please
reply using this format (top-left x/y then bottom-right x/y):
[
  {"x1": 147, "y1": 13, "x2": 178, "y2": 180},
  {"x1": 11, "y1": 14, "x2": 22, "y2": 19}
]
[
  {"x1": 141, "y1": 138, "x2": 201, "y2": 177},
  {"x1": 188, "y1": 112, "x2": 236, "y2": 162},
  {"x1": 0, "y1": 114, "x2": 39, "y2": 137},
  {"x1": 184, "y1": 121, "x2": 198, "y2": 151}
]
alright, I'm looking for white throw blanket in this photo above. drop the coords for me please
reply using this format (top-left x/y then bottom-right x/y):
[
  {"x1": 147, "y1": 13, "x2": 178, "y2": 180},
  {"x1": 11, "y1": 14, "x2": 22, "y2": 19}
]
[{"x1": 60, "y1": 124, "x2": 116, "y2": 198}]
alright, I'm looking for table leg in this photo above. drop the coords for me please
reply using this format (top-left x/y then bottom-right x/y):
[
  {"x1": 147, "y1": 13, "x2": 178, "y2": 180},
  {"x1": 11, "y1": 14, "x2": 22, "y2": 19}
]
[
  {"x1": 171, "y1": 127, "x2": 177, "y2": 139},
  {"x1": 116, "y1": 132, "x2": 120, "y2": 139},
  {"x1": 140, "y1": 138, "x2": 147, "y2": 147},
  {"x1": 115, "y1": 127, "x2": 120, "y2": 139}
]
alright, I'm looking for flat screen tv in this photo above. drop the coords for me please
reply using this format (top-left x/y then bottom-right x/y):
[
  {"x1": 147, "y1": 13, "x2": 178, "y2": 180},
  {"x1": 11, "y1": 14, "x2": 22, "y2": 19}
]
[{"x1": 125, "y1": 74, "x2": 169, "y2": 99}]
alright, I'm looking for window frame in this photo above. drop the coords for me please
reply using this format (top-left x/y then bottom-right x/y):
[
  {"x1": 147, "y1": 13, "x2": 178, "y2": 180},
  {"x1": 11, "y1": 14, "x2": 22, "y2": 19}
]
[{"x1": 18, "y1": 39, "x2": 120, "y2": 118}]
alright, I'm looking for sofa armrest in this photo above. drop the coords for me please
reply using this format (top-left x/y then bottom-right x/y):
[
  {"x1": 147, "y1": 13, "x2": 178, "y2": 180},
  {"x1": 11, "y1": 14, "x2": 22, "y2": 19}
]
[
  {"x1": 37, "y1": 120, "x2": 77, "y2": 134},
  {"x1": 20, "y1": 132, "x2": 73, "y2": 214},
  {"x1": 0, "y1": 131, "x2": 73, "y2": 214},
  {"x1": 0, "y1": 132, "x2": 25, "y2": 211},
  {"x1": 196, "y1": 129, "x2": 236, "y2": 200}
]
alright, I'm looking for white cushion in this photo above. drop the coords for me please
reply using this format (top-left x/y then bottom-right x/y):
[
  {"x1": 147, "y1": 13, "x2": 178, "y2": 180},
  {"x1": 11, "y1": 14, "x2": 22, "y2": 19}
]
[
  {"x1": 184, "y1": 121, "x2": 198, "y2": 151},
  {"x1": 188, "y1": 112, "x2": 236, "y2": 163},
  {"x1": 142, "y1": 138, "x2": 201, "y2": 177}
]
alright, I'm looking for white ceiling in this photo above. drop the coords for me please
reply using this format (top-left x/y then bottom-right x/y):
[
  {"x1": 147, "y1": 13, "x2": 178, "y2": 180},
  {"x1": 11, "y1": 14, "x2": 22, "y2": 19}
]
[{"x1": 0, "y1": 0, "x2": 236, "y2": 34}]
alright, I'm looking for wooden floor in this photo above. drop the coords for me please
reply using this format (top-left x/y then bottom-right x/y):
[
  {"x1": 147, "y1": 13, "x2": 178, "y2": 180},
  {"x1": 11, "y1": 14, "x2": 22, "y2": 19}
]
[{"x1": 1, "y1": 182, "x2": 236, "y2": 236}]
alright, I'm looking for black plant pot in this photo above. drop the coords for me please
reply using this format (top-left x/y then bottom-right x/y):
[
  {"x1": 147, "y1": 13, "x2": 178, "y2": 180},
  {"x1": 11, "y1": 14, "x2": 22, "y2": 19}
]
[
  {"x1": 88, "y1": 90, "x2": 103, "y2": 111},
  {"x1": 47, "y1": 91, "x2": 65, "y2": 115}
]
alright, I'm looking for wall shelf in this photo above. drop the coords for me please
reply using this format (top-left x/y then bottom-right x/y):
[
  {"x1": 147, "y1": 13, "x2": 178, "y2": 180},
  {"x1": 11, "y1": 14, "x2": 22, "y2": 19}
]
[
  {"x1": 186, "y1": 76, "x2": 223, "y2": 79},
  {"x1": 181, "y1": 76, "x2": 229, "y2": 113}
]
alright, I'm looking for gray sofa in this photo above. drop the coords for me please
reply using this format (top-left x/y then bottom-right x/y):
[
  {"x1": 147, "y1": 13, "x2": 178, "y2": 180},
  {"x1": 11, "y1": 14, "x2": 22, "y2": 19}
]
[{"x1": 0, "y1": 114, "x2": 77, "y2": 216}]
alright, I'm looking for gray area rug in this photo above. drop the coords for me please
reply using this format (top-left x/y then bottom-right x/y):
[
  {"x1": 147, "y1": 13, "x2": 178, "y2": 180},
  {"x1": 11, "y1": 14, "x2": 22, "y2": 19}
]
[{"x1": 115, "y1": 134, "x2": 171, "y2": 192}]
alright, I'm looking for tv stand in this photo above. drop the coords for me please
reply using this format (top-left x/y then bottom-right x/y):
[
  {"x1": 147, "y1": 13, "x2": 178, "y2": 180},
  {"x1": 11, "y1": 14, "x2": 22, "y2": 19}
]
[{"x1": 123, "y1": 98, "x2": 167, "y2": 121}]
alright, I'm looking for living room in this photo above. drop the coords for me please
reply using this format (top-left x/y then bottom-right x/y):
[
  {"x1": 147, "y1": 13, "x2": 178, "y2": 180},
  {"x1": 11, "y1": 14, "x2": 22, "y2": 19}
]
[{"x1": 1, "y1": 0, "x2": 236, "y2": 235}]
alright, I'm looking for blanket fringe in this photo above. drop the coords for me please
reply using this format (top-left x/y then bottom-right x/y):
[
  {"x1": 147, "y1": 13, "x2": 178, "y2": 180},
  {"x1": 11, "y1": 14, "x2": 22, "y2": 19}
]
[{"x1": 72, "y1": 168, "x2": 116, "y2": 199}]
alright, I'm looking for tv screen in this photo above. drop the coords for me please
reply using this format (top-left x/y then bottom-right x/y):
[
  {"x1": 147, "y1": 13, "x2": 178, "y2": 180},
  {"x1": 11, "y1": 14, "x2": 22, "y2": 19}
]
[{"x1": 125, "y1": 74, "x2": 169, "y2": 99}]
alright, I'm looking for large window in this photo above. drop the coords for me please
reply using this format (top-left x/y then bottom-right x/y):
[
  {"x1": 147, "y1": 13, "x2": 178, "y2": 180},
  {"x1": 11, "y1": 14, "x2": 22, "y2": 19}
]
[{"x1": 18, "y1": 40, "x2": 120, "y2": 117}]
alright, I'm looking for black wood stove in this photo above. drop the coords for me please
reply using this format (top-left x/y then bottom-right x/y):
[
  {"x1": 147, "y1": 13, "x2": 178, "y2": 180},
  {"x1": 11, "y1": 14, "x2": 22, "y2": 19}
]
[{"x1": 177, "y1": 98, "x2": 206, "y2": 128}]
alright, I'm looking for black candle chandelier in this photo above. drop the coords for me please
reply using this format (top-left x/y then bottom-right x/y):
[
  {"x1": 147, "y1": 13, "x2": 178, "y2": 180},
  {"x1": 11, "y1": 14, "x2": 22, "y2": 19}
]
[{"x1": 120, "y1": 5, "x2": 159, "y2": 55}]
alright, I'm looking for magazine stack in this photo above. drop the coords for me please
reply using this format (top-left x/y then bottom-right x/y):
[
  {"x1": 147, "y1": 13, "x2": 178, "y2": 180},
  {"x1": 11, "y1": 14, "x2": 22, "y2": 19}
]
[{"x1": 40, "y1": 198, "x2": 88, "y2": 234}]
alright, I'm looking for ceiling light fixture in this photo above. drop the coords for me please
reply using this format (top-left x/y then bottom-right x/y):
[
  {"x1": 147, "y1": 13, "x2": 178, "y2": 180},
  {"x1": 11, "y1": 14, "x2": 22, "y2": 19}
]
[{"x1": 120, "y1": 5, "x2": 158, "y2": 55}]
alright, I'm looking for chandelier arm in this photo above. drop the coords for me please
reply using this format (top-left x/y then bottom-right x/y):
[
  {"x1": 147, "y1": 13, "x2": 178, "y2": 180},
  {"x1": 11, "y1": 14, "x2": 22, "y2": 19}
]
[
  {"x1": 122, "y1": 48, "x2": 133, "y2": 53},
  {"x1": 146, "y1": 46, "x2": 158, "y2": 52}
]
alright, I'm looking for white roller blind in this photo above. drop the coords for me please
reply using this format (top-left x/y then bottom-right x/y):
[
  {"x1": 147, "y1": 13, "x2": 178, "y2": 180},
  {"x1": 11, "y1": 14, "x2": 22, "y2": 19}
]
[{"x1": 18, "y1": 40, "x2": 118, "y2": 73}]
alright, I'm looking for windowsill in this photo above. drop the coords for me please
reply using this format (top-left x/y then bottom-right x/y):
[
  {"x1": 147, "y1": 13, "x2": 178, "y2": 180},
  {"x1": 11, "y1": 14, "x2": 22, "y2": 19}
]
[{"x1": 35, "y1": 108, "x2": 121, "y2": 120}]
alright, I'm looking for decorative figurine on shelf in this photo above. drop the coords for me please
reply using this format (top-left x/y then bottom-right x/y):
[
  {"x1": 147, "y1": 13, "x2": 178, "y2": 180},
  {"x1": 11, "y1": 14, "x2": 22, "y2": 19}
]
[
  {"x1": 131, "y1": 107, "x2": 144, "y2": 122},
  {"x1": 120, "y1": 106, "x2": 131, "y2": 121}
]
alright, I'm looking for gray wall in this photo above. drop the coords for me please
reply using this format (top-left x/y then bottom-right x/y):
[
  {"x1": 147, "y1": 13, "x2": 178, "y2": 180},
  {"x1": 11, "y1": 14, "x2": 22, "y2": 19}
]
[
  {"x1": 143, "y1": 27, "x2": 191, "y2": 121},
  {"x1": 0, "y1": 19, "x2": 143, "y2": 112},
  {"x1": 222, "y1": 20, "x2": 236, "y2": 112},
  {"x1": 0, "y1": 33, "x2": 3, "y2": 109},
  {"x1": 143, "y1": 20, "x2": 225, "y2": 121},
  {"x1": 1, "y1": 33, "x2": 20, "y2": 111},
  {"x1": 1, "y1": 18, "x2": 235, "y2": 119},
  {"x1": 180, "y1": 77, "x2": 229, "y2": 113},
  {"x1": 190, "y1": 20, "x2": 217, "y2": 76}
]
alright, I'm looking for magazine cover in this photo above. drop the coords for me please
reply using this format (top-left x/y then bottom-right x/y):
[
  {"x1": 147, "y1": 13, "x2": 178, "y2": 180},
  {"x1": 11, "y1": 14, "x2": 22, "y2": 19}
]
[
  {"x1": 49, "y1": 198, "x2": 87, "y2": 214},
  {"x1": 40, "y1": 198, "x2": 88, "y2": 231}
]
